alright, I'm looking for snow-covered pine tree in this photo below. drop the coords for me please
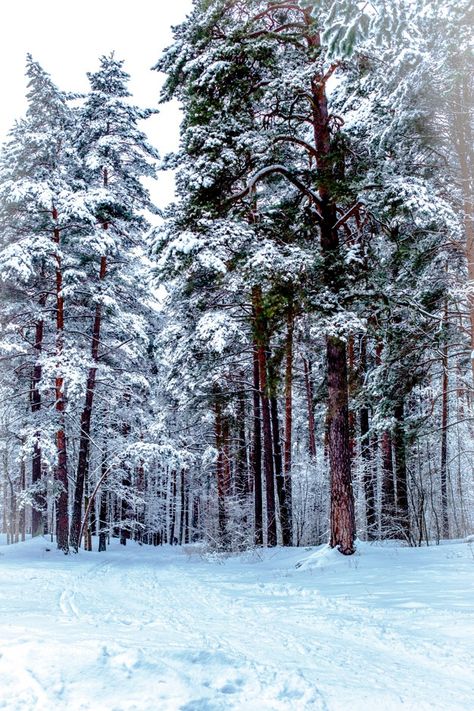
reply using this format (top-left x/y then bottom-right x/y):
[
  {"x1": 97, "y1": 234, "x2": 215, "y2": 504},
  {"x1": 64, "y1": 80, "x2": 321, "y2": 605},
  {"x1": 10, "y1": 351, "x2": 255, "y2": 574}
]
[
  {"x1": 0, "y1": 55, "x2": 92, "y2": 551},
  {"x1": 69, "y1": 54, "x2": 159, "y2": 551}
]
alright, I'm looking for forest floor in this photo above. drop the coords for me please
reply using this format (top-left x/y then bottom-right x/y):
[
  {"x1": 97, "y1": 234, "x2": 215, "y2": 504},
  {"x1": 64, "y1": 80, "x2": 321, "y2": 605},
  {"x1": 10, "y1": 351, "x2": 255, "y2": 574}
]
[{"x1": 0, "y1": 536, "x2": 473, "y2": 711}]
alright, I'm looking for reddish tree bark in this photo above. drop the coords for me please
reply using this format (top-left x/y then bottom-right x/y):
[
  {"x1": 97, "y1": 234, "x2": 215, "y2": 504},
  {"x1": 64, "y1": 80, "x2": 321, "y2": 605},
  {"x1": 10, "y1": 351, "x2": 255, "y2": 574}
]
[
  {"x1": 303, "y1": 357, "x2": 317, "y2": 459},
  {"x1": 327, "y1": 336, "x2": 355, "y2": 553},
  {"x1": 71, "y1": 157, "x2": 110, "y2": 551},
  {"x1": 310, "y1": 31, "x2": 355, "y2": 554},
  {"x1": 31, "y1": 281, "x2": 47, "y2": 538},
  {"x1": 70, "y1": 255, "x2": 107, "y2": 552}
]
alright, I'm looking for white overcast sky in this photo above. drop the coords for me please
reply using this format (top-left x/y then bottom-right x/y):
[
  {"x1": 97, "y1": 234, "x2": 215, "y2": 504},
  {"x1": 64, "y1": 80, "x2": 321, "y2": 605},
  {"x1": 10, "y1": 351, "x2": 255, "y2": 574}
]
[{"x1": 0, "y1": 0, "x2": 194, "y2": 211}]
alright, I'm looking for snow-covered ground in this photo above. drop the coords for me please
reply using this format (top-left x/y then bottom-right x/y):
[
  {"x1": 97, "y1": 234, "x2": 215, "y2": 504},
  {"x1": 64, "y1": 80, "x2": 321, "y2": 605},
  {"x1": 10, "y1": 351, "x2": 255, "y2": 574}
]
[{"x1": 0, "y1": 537, "x2": 473, "y2": 711}]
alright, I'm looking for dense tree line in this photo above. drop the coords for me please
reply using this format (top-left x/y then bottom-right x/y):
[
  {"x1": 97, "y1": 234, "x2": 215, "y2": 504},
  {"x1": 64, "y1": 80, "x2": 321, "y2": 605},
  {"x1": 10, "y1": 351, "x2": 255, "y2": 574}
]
[{"x1": 0, "y1": 0, "x2": 472, "y2": 554}]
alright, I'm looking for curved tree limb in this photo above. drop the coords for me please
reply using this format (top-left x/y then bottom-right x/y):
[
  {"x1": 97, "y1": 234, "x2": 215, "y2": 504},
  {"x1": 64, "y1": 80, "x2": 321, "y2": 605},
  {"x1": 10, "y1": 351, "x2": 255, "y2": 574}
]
[
  {"x1": 230, "y1": 164, "x2": 322, "y2": 219},
  {"x1": 273, "y1": 135, "x2": 318, "y2": 158}
]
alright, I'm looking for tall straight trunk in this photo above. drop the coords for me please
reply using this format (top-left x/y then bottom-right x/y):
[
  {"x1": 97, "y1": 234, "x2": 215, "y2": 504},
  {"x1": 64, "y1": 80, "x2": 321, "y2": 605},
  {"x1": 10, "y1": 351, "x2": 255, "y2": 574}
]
[
  {"x1": 119, "y1": 402, "x2": 132, "y2": 546},
  {"x1": 308, "y1": 16, "x2": 355, "y2": 553},
  {"x1": 192, "y1": 497, "x2": 200, "y2": 542},
  {"x1": 215, "y1": 399, "x2": 227, "y2": 544},
  {"x1": 70, "y1": 255, "x2": 107, "y2": 552},
  {"x1": 120, "y1": 473, "x2": 131, "y2": 546},
  {"x1": 347, "y1": 335, "x2": 357, "y2": 463},
  {"x1": 270, "y1": 394, "x2": 285, "y2": 540},
  {"x1": 184, "y1": 488, "x2": 190, "y2": 544},
  {"x1": 360, "y1": 336, "x2": 376, "y2": 538},
  {"x1": 19, "y1": 455, "x2": 26, "y2": 542},
  {"x1": 53, "y1": 207, "x2": 69, "y2": 553},
  {"x1": 260, "y1": 349, "x2": 277, "y2": 547},
  {"x1": 168, "y1": 469, "x2": 177, "y2": 545},
  {"x1": 252, "y1": 342, "x2": 263, "y2": 545},
  {"x1": 266, "y1": 347, "x2": 286, "y2": 546},
  {"x1": 303, "y1": 357, "x2": 317, "y2": 459},
  {"x1": 71, "y1": 162, "x2": 110, "y2": 551},
  {"x1": 223, "y1": 417, "x2": 231, "y2": 503},
  {"x1": 98, "y1": 467, "x2": 108, "y2": 553},
  {"x1": 84, "y1": 475, "x2": 92, "y2": 552},
  {"x1": 381, "y1": 430, "x2": 395, "y2": 517},
  {"x1": 235, "y1": 388, "x2": 248, "y2": 499},
  {"x1": 440, "y1": 300, "x2": 449, "y2": 537},
  {"x1": 31, "y1": 279, "x2": 47, "y2": 538},
  {"x1": 179, "y1": 469, "x2": 186, "y2": 545},
  {"x1": 393, "y1": 402, "x2": 410, "y2": 540},
  {"x1": 326, "y1": 336, "x2": 355, "y2": 554},
  {"x1": 253, "y1": 286, "x2": 277, "y2": 547},
  {"x1": 134, "y1": 458, "x2": 145, "y2": 544},
  {"x1": 282, "y1": 307, "x2": 294, "y2": 546}
]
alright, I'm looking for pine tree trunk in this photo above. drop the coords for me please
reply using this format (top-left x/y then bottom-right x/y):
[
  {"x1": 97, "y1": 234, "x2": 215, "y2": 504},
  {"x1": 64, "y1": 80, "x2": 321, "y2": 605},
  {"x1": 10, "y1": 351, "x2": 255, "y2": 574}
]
[
  {"x1": 252, "y1": 342, "x2": 263, "y2": 545},
  {"x1": 223, "y1": 417, "x2": 231, "y2": 544},
  {"x1": 308, "y1": 18, "x2": 355, "y2": 553},
  {"x1": 360, "y1": 336, "x2": 376, "y2": 538},
  {"x1": 393, "y1": 402, "x2": 410, "y2": 540},
  {"x1": 282, "y1": 307, "x2": 294, "y2": 546},
  {"x1": 253, "y1": 287, "x2": 277, "y2": 547},
  {"x1": 167, "y1": 469, "x2": 176, "y2": 545},
  {"x1": 382, "y1": 430, "x2": 395, "y2": 532},
  {"x1": 303, "y1": 358, "x2": 317, "y2": 459},
  {"x1": 19, "y1": 455, "x2": 26, "y2": 542},
  {"x1": 440, "y1": 301, "x2": 449, "y2": 538},
  {"x1": 31, "y1": 283, "x2": 47, "y2": 538},
  {"x1": 98, "y1": 483, "x2": 108, "y2": 552},
  {"x1": 71, "y1": 160, "x2": 110, "y2": 551},
  {"x1": 270, "y1": 394, "x2": 286, "y2": 542},
  {"x1": 70, "y1": 255, "x2": 107, "y2": 552},
  {"x1": 214, "y1": 399, "x2": 227, "y2": 545},
  {"x1": 327, "y1": 336, "x2": 355, "y2": 554},
  {"x1": 179, "y1": 469, "x2": 186, "y2": 545},
  {"x1": 84, "y1": 474, "x2": 92, "y2": 552},
  {"x1": 184, "y1": 488, "x2": 190, "y2": 544},
  {"x1": 53, "y1": 208, "x2": 69, "y2": 553},
  {"x1": 235, "y1": 388, "x2": 248, "y2": 500},
  {"x1": 120, "y1": 472, "x2": 131, "y2": 546},
  {"x1": 347, "y1": 335, "x2": 357, "y2": 463}
]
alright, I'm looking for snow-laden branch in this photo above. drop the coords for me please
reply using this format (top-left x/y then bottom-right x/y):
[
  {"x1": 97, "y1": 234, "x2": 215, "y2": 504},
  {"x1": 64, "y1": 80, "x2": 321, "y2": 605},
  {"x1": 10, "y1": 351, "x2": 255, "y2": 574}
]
[
  {"x1": 230, "y1": 164, "x2": 322, "y2": 218},
  {"x1": 246, "y1": 22, "x2": 307, "y2": 40}
]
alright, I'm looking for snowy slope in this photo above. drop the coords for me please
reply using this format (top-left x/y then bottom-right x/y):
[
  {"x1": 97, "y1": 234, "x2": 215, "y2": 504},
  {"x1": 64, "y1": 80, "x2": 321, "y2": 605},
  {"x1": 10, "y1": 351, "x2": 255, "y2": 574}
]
[{"x1": 0, "y1": 537, "x2": 473, "y2": 711}]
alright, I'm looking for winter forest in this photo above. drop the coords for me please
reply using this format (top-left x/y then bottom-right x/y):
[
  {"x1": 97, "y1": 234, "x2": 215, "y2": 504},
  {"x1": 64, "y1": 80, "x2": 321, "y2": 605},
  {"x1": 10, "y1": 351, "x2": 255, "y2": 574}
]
[{"x1": 0, "y1": 1, "x2": 473, "y2": 709}]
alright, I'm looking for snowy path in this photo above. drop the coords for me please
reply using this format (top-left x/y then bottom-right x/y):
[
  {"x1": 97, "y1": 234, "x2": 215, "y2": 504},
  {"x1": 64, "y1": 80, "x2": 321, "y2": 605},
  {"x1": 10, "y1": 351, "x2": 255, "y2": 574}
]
[{"x1": 0, "y1": 538, "x2": 473, "y2": 710}]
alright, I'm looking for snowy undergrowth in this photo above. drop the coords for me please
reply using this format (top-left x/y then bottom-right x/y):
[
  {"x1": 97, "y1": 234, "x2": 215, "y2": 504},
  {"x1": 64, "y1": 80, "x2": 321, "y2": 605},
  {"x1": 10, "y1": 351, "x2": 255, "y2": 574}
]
[{"x1": 0, "y1": 537, "x2": 473, "y2": 711}]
